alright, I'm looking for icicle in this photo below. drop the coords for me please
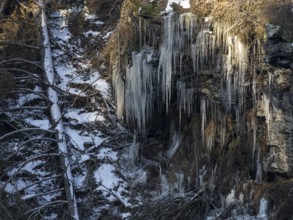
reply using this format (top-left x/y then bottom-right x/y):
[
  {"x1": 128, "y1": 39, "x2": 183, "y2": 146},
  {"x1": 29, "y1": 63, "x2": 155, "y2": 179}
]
[
  {"x1": 158, "y1": 13, "x2": 197, "y2": 112},
  {"x1": 208, "y1": 164, "x2": 217, "y2": 191},
  {"x1": 224, "y1": 35, "x2": 233, "y2": 109},
  {"x1": 158, "y1": 13, "x2": 176, "y2": 112},
  {"x1": 252, "y1": 45, "x2": 258, "y2": 161},
  {"x1": 201, "y1": 97, "x2": 206, "y2": 145},
  {"x1": 252, "y1": 115, "x2": 257, "y2": 159},
  {"x1": 214, "y1": 22, "x2": 249, "y2": 113},
  {"x1": 175, "y1": 173, "x2": 184, "y2": 195},
  {"x1": 263, "y1": 94, "x2": 271, "y2": 144},
  {"x1": 191, "y1": 43, "x2": 197, "y2": 73},
  {"x1": 139, "y1": 16, "x2": 142, "y2": 50},
  {"x1": 235, "y1": 37, "x2": 248, "y2": 109},
  {"x1": 220, "y1": 116, "x2": 226, "y2": 147},
  {"x1": 112, "y1": 60, "x2": 125, "y2": 119},
  {"x1": 225, "y1": 189, "x2": 236, "y2": 207},
  {"x1": 124, "y1": 51, "x2": 156, "y2": 134},
  {"x1": 268, "y1": 71, "x2": 273, "y2": 88},
  {"x1": 160, "y1": 174, "x2": 170, "y2": 195},
  {"x1": 255, "y1": 155, "x2": 263, "y2": 183},
  {"x1": 257, "y1": 198, "x2": 268, "y2": 219},
  {"x1": 177, "y1": 81, "x2": 184, "y2": 123},
  {"x1": 235, "y1": 106, "x2": 240, "y2": 133},
  {"x1": 129, "y1": 134, "x2": 139, "y2": 166},
  {"x1": 166, "y1": 131, "x2": 182, "y2": 159},
  {"x1": 255, "y1": 150, "x2": 263, "y2": 183},
  {"x1": 179, "y1": 12, "x2": 197, "y2": 43}
]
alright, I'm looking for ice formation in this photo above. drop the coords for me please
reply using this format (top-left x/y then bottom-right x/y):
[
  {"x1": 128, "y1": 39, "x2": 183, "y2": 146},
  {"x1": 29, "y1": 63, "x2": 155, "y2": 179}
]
[
  {"x1": 113, "y1": 11, "x2": 253, "y2": 142},
  {"x1": 125, "y1": 52, "x2": 156, "y2": 134}
]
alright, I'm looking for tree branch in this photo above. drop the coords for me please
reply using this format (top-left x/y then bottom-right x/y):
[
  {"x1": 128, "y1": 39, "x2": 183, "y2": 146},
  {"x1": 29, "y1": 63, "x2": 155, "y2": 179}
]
[
  {"x1": 19, "y1": 175, "x2": 62, "y2": 192},
  {"x1": 0, "y1": 128, "x2": 54, "y2": 142},
  {"x1": 0, "y1": 41, "x2": 39, "y2": 50},
  {"x1": 0, "y1": 58, "x2": 42, "y2": 69},
  {"x1": 22, "y1": 188, "x2": 64, "y2": 201},
  {"x1": 24, "y1": 200, "x2": 67, "y2": 217},
  {"x1": 9, "y1": 88, "x2": 51, "y2": 103},
  {"x1": 3, "y1": 137, "x2": 57, "y2": 161},
  {"x1": 0, "y1": 153, "x2": 60, "y2": 191}
]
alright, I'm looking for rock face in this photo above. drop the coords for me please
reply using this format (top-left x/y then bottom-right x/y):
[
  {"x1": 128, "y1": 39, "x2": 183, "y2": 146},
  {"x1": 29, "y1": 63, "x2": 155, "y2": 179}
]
[
  {"x1": 265, "y1": 24, "x2": 293, "y2": 69},
  {"x1": 262, "y1": 23, "x2": 293, "y2": 175},
  {"x1": 108, "y1": 0, "x2": 293, "y2": 207}
]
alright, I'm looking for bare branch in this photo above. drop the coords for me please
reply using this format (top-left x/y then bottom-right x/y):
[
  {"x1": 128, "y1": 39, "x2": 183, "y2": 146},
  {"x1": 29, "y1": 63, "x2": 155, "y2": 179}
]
[
  {"x1": 19, "y1": 175, "x2": 62, "y2": 192},
  {"x1": 0, "y1": 68, "x2": 72, "y2": 96},
  {"x1": 0, "y1": 41, "x2": 39, "y2": 50},
  {"x1": 0, "y1": 153, "x2": 60, "y2": 191},
  {"x1": 0, "y1": 128, "x2": 54, "y2": 142},
  {"x1": 1, "y1": 68, "x2": 43, "y2": 82},
  {"x1": 3, "y1": 137, "x2": 57, "y2": 161},
  {"x1": 24, "y1": 200, "x2": 67, "y2": 216},
  {"x1": 5, "y1": 106, "x2": 49, "y2": 111},
  {"x1": 22, "y1": 188, "x2": 64, "y2": 201},
  {"x1": 8, "y1": 88, "x2": 51, "y2": 103},
  {"x1": 0, "y1": 58, "x2": 42, "y2": 69}
]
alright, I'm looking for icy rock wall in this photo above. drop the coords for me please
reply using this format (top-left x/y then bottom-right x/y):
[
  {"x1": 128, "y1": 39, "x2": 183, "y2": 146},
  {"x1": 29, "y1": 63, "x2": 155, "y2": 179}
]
[{"x1": 111, "y1": 8, "x2": 293, "y2": 176}]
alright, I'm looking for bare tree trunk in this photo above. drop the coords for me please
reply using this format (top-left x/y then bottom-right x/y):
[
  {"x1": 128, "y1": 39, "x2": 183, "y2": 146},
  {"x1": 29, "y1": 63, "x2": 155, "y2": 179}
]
[{"x1": 38, "y1": 0, "x2": 80, "y2": 219}]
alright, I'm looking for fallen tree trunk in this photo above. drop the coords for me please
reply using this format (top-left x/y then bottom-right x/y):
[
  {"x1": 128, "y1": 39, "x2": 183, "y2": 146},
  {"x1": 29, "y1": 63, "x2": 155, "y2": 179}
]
[{"x1": 38, "y1": 1, "x2": 80, "y2": 219}]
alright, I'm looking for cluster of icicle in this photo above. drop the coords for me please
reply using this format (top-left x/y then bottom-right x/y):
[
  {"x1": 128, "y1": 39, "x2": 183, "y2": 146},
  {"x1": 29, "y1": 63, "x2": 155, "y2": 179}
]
[
  {"x1": 159, "y1": 12, "x2": 250, "y2": 113},
  {"x1": 112, "y1": 50, "x2": 156, "y2": 134},
  {"x1": 112, "y1": 12, "x2": 253, "y2": 135},
  {"x1": 125, "y1": 52, "x2": 156, "y2": 134}
]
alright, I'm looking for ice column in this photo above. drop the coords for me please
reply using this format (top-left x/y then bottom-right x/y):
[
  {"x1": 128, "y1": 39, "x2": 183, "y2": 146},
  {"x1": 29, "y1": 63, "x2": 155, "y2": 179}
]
[
  {"x1": 158, "y1": 12, "x2": 197, "y2": 112},
  {"x1": 124, "y1": 51, "x2": 156, "y2": 134}
]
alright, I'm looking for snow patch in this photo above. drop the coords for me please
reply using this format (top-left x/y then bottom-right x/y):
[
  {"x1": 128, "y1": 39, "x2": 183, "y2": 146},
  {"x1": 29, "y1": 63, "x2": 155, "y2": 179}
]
[
  {"x1": 94, "y1": 164, "x2": 131, "y2": 207},
  {"x1": 84, "y1": 30, "x2": 100, "y2": 37},
  {"x1": 103, "y1": 31, "x2": 113, "y2": 40},
  {"x1": 25, "y1": 119, "x2": 51, "y2": 129},
  {"x1": 65, "y1": 127, "x2": 103, "y2": 151},
  {"x1": 65, "y1": 110, "x2": 105, "y2": 124},
  {"x1": 225, "y1": 189, "x2": 236, "y2": 207},
  {"x1": 74, "y1": 174, "x2": 86, "y2": 188},
  {"x1": 98, "y1": 148, "x2": 118, "y2": 161}
]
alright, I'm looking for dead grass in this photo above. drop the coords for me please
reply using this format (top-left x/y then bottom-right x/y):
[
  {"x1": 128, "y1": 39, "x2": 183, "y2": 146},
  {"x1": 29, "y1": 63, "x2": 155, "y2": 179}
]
[
  {"x1": 86, "y1": 0, "x2": 122, "y2": 23},
  {"x1": 101, "y1": 0, "x2": 139, "y2": 73},
  {"x1": 68, "y1": 10, "x2": 85, "y2": 38},
  {"x1": 191, "y1": 0, "x2": 293, "y2": 42},
  {"x1": 0, "y1": 0, "x2": 39, "y2": 60}
]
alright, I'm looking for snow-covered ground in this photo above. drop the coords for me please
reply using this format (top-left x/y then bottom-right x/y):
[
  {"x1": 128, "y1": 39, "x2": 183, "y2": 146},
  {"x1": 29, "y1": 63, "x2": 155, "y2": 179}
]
[
  {"x1": 0, "y1": 2, "x2": 136, "y2": 219},
  {"x1": 47, "y1": 5, "x2": 134, "y2": 218}
]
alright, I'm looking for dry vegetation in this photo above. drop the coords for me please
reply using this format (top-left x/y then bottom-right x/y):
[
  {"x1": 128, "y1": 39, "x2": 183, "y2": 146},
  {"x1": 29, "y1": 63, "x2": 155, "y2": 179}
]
[
  {"x1": 190, "y1": 0, "x2": 293, "y2": 42},
  {"x1": 86, "y1": 0, "x2": 121, "y2": 21},
  {"x1": 0, "y1": 0, "x2": 40, "y2": 99},
  {"x1": 101, "y1": 0, "x2": 138, "y2": 71}
]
